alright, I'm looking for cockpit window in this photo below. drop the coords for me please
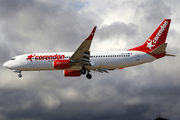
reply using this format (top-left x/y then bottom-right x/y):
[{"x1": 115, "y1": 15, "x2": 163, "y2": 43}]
[{"x1": 11, "y1": 58, "x2": 15, "y2": 60}]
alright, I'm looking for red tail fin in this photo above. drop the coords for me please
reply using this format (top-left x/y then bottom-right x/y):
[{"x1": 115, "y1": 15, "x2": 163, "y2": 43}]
[{"x1": 128, "y1": 19, "x2": 171, "y2": 53}]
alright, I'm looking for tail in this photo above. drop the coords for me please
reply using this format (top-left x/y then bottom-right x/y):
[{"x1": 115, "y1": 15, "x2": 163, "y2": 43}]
[{"x1": 128, "y1": 19, "x2": 171, "y2": 53}]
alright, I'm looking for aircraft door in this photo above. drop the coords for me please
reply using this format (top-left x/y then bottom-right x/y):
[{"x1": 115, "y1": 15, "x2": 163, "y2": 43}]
[
  {"x1": 135, "y1": 52, "x2": 140, "y2": 61},
  {"x1": 20, "y1": 56, "x2": 24, "y2": 64}
]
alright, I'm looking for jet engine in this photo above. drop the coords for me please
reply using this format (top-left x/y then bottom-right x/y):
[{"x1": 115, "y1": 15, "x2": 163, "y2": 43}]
[
  {"x1": 63, "y1": 70, "x2": 81, "y2": 77},
  {"x1": 54, "y1": 60, "x2": 73, "y2": 69}
]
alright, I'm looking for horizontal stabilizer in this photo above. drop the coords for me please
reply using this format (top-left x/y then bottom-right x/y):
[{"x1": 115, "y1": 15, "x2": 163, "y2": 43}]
[
  {"x1": 165, "y1": 54, "x2": 176, "y2": 57},
  {"x1": 150, "y1": 43, "x2": 167, "y2": 54}
]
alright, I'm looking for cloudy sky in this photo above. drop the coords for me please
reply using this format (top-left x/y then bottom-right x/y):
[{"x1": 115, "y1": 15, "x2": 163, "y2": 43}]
[{"x1": 0, "y1": 0, "x2": 180, "y2": 120}]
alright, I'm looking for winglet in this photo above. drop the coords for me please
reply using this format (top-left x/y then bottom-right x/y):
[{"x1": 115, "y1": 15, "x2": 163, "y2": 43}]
[{"x1": 85, "y1": 26, "x2": 97, "y2": 40}]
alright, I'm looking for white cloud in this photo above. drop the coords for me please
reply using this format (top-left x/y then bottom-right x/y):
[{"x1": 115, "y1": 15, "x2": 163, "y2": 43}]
[{"x1": 39, "y1": 92, "x2": 61, "y2": 110}]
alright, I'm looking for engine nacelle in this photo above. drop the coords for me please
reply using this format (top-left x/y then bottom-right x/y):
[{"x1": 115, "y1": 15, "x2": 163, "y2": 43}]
[
  {"x1": 63, "y1": 70, "x2": 81, "y2": 77},
  {"x1": 54, "y1": 60, "x2": 72, "y2": 69}
]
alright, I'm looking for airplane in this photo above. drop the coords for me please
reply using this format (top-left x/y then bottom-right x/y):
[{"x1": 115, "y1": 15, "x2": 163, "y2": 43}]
[{"x1": 3, "y1": 19, "x2": 175, "y2": 79}]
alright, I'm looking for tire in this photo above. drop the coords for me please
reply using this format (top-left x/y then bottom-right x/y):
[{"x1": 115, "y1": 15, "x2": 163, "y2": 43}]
[
  {"x1": 86, "y1": 74, "x2": 92, "y2": 79},
  {"x1": 18, "y1": 74, "x2": 22, "y2": 78},
  {"x1": 81, "y1": 69, "x2": 86, "y2": 74}
]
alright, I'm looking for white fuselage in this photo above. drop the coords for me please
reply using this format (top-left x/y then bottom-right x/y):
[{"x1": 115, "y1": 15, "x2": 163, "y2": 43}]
[
  {"x1": 3, "y1": 19, "x2": 172, "y2": 79},
  {"x1": 3, "y1": 51, "x2": 156, "y2": 71}
]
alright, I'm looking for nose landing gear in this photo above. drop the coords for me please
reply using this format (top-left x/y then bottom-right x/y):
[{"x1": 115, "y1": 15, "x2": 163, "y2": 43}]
[
  {"x1": 18, "y1": 73, "x2": 22, "y2": 78},
  {"x1": 13, "y1": 70, "x2": 22, "y2": 78}
]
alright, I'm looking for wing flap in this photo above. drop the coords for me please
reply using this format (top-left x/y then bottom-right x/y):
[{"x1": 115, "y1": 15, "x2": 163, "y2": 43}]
[{"x1": 92, "y1": 69, "x2": 109, "y2": 73}]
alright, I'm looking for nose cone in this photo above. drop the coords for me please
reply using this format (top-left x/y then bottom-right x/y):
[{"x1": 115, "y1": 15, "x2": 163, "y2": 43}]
[{"x1": 3, "y1": 61, "x2": 10, "y2": 69}]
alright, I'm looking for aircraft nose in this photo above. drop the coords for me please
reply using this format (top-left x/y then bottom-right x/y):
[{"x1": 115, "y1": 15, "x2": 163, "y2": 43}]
[{"x1": 3, "y1": 62, "x2": 10, "y2": 69}]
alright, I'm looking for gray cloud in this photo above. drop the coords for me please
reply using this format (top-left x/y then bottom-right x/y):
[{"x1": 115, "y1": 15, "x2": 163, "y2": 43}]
[
  {"x1": 97, "y1": 22, "x2": 138, "y2": 41},
  {"x1": 0, "y1": 0, "x2": 180, "y2": 120}
]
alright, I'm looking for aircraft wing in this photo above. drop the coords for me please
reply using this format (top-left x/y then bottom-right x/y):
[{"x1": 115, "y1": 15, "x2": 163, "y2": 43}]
[{"x1": 70, "y1": 26, "x2": 97, "y2": 66}]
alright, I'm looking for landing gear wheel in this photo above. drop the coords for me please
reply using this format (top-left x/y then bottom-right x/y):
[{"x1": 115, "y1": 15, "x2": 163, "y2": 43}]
[
  {"x1": 81, "y1": 66, "x2": 86, "y2": 74},
  {"x1": 18, "y1": 74, "x2": 22, "y2": 78},
  {"x1": 81, "y1": 69, "x2": 86, "y2": 74},
  {"x1": 86, "y1": 73, "x2": 92, "y2": 79}
]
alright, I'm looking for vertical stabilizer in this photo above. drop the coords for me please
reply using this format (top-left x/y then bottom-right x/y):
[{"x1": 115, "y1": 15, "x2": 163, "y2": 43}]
[{"x1": 128, "y1": 19, "x2": 171, "y2": 53}]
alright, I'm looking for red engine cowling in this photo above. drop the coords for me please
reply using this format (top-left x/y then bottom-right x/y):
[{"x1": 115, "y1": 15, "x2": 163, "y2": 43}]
[
  {"x1": 64, "y1": 70, "x2": 81, "y2": 77},
  {"x1": 54, "y1": 60, "x2": 71, "y2": 69}
]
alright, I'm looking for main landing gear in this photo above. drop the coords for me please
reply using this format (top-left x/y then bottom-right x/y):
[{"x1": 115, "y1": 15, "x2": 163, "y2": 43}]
[
  {"x1": 81, "y1": 66, "x2": 92, "y2": 79},
  {"x1": 86, "y1": 72, "x2": 92, "y2": 79},
  {"x1": 81, "y1": 66, "x2": 86, "y2": 75}
]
